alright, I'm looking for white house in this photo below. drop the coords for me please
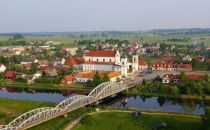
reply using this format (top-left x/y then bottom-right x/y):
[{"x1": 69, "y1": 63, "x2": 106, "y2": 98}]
[
  {"x1": 0, "y1": 64, "x2": 6, "y2": 72},
  {"x1": 183, "y1": 55, "x2": 192, "y2": 61},
  {"x1": 138, "y1": 60, "x2": 148, "y2": 70}
]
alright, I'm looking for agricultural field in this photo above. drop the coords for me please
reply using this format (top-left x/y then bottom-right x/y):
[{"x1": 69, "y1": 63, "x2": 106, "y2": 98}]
[
  {"x1": 73, "y1": 112, "x2": 204, "y2": 130},
  {"x1": 0, "y1": 33, "x2": 210, "y2": 47}
]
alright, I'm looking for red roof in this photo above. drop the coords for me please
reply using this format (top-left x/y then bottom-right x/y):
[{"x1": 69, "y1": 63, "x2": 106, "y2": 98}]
[
  {"x1": 138, "y1": 60, "x2": 147, "y2": 66},
  {"x1": 164, "y1": 58, "x2": 178, "y2": 63},
  {"x1": 63, "y1": 75, "x2": 76, "y2": 81},
  {"x1": 85, "y1": 50, "x2": 116, "y2": 57},
  {"x1": 197, "y1": 56, "x2": 204, "y2": 61},
  {"x1": 5, "y1": 71, "x2": 16, "y2": 79},
  {"x1": 208, "y1": 58, "x2": 210, "y2": 63},
  {"x1": 0, "y1": 64, "x2": 2, "y2": 67},
  {"x1": 177, "y1": 64, "x2": 192, "y2": 69},
  {"x1": 64, "y1": 58, "x2": 84, "y2": 65},
  {"x1": 152, "y1": 61, "x2": 172, "y2": 68},
  {"x1": 188, "y1": 74, "x2": 204, "y2": 80},
  {"x1": 40, "y1": 66, "x2": 67, "y2": 71},
  {"x1": 83, "y1": 61, "x2": 115, "y2": 65}
]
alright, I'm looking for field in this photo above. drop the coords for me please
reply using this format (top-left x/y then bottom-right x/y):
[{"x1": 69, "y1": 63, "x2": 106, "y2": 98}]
[
  {"x1": 0, "y1": 98, "x2": 56, "y2": 125},
  {"x1": 73, "y1": 112, "x2": 204, "y2": 130},
  {"x1": 0, "y1": 33, "x2": 210, "y2": 47}
]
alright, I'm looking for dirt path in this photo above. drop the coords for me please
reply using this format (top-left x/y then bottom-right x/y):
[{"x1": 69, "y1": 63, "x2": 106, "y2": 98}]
[{"x1": 64, "y1": 110, "x2": 201, "y2": 130}]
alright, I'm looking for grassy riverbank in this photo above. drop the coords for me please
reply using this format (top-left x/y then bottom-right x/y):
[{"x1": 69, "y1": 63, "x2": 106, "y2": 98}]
[
  {"x1": 124, "y1": 84, "x2": 210, "y2": 101},
  {"x1": 73, "y1": 112, "x2": 204, "y2": 130},
  {"x1": 0, "y1": 98, "x2": 56, "y2": 125}
]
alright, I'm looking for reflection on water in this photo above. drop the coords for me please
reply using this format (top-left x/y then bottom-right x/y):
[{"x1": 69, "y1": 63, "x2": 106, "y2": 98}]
[
  {"x1": 109, "y1": 95, "x2": 210, "y2": 114},
  {"x1": 1, "y1": 87, "x2": 210, "y2": 114}
]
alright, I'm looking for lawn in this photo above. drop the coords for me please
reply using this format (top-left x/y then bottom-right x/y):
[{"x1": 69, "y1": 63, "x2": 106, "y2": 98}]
[
  {"x1": 0, "y1": 98, "x2": 56, "y2": 125},
  {"x1": 73, "y1": 112, "x2": 204, "y2": 130}
]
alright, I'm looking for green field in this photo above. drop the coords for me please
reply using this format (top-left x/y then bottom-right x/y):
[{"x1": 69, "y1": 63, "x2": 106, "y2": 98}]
[
  {"x1": 0, "y1": 98, "x2": 56, "y2": 125},
  {"x1": 73, "y1": 112, "x2": 204, "y2": 130},
  {"x1": 0, "y1": 33, "x2": 210, "y2": 46}
]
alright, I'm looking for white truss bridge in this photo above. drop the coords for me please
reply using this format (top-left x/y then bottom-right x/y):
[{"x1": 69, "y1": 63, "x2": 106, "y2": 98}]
[{"x1": 1, "y1": 82, "x2": 134, "y2": 130}]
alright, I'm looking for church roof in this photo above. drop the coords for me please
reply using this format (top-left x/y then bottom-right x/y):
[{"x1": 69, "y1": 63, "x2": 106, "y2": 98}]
[
  {"x1": 85, "y1": 50, "x2": 116, "y2": 57},
  {"x1": 132, "y1": 50, "x2": 138, "y2": 55},
  {"x1": 121, "y1": 52, "x2": 127, "y2": 58}
]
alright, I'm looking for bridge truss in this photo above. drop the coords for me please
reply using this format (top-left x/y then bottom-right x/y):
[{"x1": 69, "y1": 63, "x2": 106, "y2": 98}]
[{"x1": 2, "y1": 82, "x2": 131, "y2": 130}]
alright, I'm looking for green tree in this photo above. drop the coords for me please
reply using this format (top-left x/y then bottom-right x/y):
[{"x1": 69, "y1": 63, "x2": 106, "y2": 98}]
[
  {"x1": 142, "y1": 79, "x2": 146, "y2": 85},
  {"x1": 180, "y1": 71, "x2": 188, "y2": 83},
  {"x1": 157, "y1": 83, "x2": 166, "y2": 94},
  {"x1": 186, "y1": 86, "x2": 191, "y2": 95},
  {"x1": 102, "y1": 73, "x2": 110, "y2": 82},
  {"x1": 140, "y1": 37, "x2": 143, "y2": 40},
  {"x1": 15, "y1": 64, "x2": 23, "y2": 73},
  {"x1": 92, "y1": 71, "x2": 102, "y2": 87},
  {"x1": 170, "y1": 86, "x2": 179, "y2": 95},
  {"x1": 43, "y1": 49, "x2": 48, "y2": 57},
  {"x1": 116, "y1": 77, "x2": 121, "y2": 82},
  {"x1": 13, "y1": 33, "x2": 24, "y2": 40},
  {"x1": 204, "y1": 74, "x2": 210, "y2": 82},
  {"x1": 30, "y1": 63, "x2": 38, "y2": 74},
  {"x1": 80, "y1": 34, "x2": 84, "y2": 39},
  {"x1": 202, "y1": 106, "x2": 210, "y2": 130}
]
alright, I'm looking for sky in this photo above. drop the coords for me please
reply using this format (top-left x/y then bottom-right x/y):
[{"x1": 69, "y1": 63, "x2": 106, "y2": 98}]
[{"x1": 0, "y1": 0, "x2": 209, "y2": 33}]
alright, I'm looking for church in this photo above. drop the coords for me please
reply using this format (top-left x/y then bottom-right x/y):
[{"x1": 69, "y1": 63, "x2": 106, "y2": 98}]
[{"x1": 82, "y1": 50, "x2": 139, "y2": 77}]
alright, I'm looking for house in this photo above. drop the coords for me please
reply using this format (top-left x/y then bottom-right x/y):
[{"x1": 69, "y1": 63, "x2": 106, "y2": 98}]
[
  {"x1": 22, "y1": 75, "x2": 37, "y2": 83},
  {"x1": 177, "y1": 64, "x2": 192, "y2": 71},
  {"x1": 161, "y1": 52, "x2": 171, "y2": 59},
  {"x1": 197, "y1": 56, "x2": 205, "y2": 61},
  {"x1": 13, "y1": 50, "x2": 21, "y2": 55},
  {"x1": 5, "y1": 71, "x2": 16, "y2": 79},
  {"x1": 60, "y1": 49, "x2": 68, "y2": 55},
  {"x1": 23, "y1": 63, "x2": 31, "y2": 69},
  {"x1": 74, "y1": 53, "x2": 85, "y2": 59},
  {"x1": 45, "y1": 71, "x2": 58, "y2": 78},
  {"x1": 39, "y1": 66, "x2": 68, "y2": 71},
  {"x1": 0, "y1": 64, "x2": 6, "y2": 72},
  {"x1": 138, "y1": 60, "x2": 148, "y2": 70},
  {"x1": 21, "y1": 58, "x2": 38, "y2": 64},
  {"x1": 152, "y1": 61, "x2": 175, "y2": 71},
  {"x1": 162, "y1": 74, "x2": 180, "y2": 83},
  {"x1": 9, "y1": 46, "x2": 25, "y2": 52},
  {"x1": 64, "y1": 57, "x2": 84, "y2": 70},
  {"x1": 162, "y1": 73, "x2": 205, "y2": 83},
  {"x1": 66, "y1": 47, "x2": 78, "y2": 55},
  {"x1": 75, "y1": 70, "x2": 121, "y2": 83},
  {"x1": 183, "y1": 55, "x2": 192, "y2": 61},
  {"x1": 60, "y1": 75, "x2": 76, "y2": 85},
  {"x1": 54, "y1": 57, "x2": 65, "y2": 65},
  {"x1": 37, "y1": 60, "x2": 48, "y2": 67},
  {"x1": 30, "y1": 41, "x2": 35, "y2": 45},
  {"x1": 164, "y1": 58, "x2": 178, "y2": 64}
]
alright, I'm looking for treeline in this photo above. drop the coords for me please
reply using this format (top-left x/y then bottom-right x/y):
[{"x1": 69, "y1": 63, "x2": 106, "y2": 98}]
[
  {"x1": 167, "y1": 38, "x2": 189, "y2": 42},
  {"x1": 0, "y1": 40, "x2": 27, "y2": 46},
  {"x1": 77, "y1": 38, "x2": 129, "y2": 45},
  {"x1": 34, "y1": 77, "x2": 60, "y2": 84}
]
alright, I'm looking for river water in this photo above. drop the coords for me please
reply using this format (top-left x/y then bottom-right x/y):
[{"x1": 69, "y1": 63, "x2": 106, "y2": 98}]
[{"x1": 0, "y1": 87, "x2": 209, "y2": 114}]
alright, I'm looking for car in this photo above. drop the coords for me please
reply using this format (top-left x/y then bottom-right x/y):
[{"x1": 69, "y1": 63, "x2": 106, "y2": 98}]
[
  {"x1": 132, "y1": 111, "x2": 138, "y2": 116},
  {"x1": 137, "y1": 111, "x2": 142, "y2": 116}
]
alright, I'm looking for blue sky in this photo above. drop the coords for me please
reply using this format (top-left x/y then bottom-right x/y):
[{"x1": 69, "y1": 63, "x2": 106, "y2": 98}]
[{"x1": 0, "y1": 0, "x2": 209, "y2": 32}]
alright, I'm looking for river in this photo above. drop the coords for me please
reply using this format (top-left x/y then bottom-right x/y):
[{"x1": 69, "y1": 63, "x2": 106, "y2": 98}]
[{"x1": 0, "y1": 87, "x2": 209, "y2": 114}]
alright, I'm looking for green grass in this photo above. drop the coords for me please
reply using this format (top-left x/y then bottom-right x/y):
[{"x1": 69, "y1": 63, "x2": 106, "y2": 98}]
[
  {"x1": 1, "y1": 33, "x2": 210, "y2": 47},
  {"x1": 0, "y1": 98, "x2": 56, "y2": 125},
  {"x1": 73, "y1": 112, "x2": 204, "y2": 130}
]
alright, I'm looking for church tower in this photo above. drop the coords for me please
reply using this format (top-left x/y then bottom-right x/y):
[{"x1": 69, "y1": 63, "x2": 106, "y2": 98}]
[
  {"x1": 121, "y1": 52, "x2": 128, "y2": 77},
  {"x1": 132, "y1": 50, "x2": 139, "y2": 73}
]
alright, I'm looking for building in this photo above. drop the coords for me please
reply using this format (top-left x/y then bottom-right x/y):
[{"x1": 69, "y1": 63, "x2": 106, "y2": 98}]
[
  {"x1": 54, "y1": 57, "x2": 65, "y2": 65},
  {"x1": 197, "y1": 56, "x2": 205, "y2": 61},
  {"x1": 83, "y1": 50, "x2": 138, "y2": 77},
  {"x1": 60, "y1": 75, "x2": 76, "y2": 85},
  {"x1": 162, "y1": 73, "x2": 205, "y2": 83},
  {"x1": 177, "y1": 64, "x2": 192, "y2": 71},
  {"x1": 0, "y1": 64, "x2": 6, "y2": 72},
  {"x1": 5, "y1": 71, "x2": 16, "y2": 79},
  {"x1": 138, "y1": 61, "x2": 148, "y2": 70},
  {"x1": 152, "y1": 61, "x2": 175, "y2": 71},
  {"x1": 183, "y1": 55, "x2": 192, "y2": 61},
  {"x1": 74, "y1": 70, "x2": 121, "y2": 83},
  {"x1": 13, "y1": 50, "x2": 21, "y2": 55},
  {"x1": 21, "y1": 58, "x2": 38, "y2": 65},
  {"x1": 64, "y1": 57, "x2": 84, "y2": 70}
]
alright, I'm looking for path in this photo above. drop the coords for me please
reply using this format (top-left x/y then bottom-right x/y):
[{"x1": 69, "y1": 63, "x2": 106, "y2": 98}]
[{"x1": 64, "y1": 110, "x2": 201, "y2": 130}]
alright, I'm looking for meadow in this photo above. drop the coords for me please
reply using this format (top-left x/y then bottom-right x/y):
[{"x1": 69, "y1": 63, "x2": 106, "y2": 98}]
[
  {"x1": 0, "y1": 33, "x2": 210, "y2": 47},
  {"x1": 73, "y1": 112, "x2": 204, "y2": 130}
]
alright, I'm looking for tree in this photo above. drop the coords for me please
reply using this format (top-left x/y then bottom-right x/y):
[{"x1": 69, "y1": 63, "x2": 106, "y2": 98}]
[
  {"x1": 30, "y1": 63, "x2": 38, "y2": 74},
  {"x1": 13, "y1": 33, "x2": 24, "y2": 40},
  {"x1": 102, "y1": 73, "x2": 110, "y2": 82},
  {"x1": 140, "y1": 37, "x2": 143, "y2": 40},
  {"x1": 157, "y1": 83, "x2": 166, "y2": 94},
  {"x1": 180, "y1": 71, "x2": 188, "y2": 83},
  {"x1": 116, "y1": 77, "x2": 121, "y2": 82},
  {"x1": 80, "y1": 34, "x2": 84, "y2": 39},
  {"x1": 204, "y1": 74, "x2": 210, "y2": 82},
  {"x1": 202, "y1": 106, "x2": 210, "y2": 129},
  {"x1": 92, "y1": 71, "x2": 102, "y2": 87},
  {"x1": 142, "y1": 79, "x2": 146, "y2": 85},
  {"x1": 186, "y1": 86, "x2": 191, "y2": 95},
  {"x1": 170, "y1": 86, "x2": 179, "y2": 95}
]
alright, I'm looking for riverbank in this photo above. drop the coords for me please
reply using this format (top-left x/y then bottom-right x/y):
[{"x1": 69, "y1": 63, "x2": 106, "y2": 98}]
[
  {"x1": 2, "y1": 82, "x2": 92, "y2": 92},
  {"x1": 124, "y1": 84, "x2": 210, "y2": 101},
  {"x1": 71, "y1": 110, "x2": 204, "y2": 130}
]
